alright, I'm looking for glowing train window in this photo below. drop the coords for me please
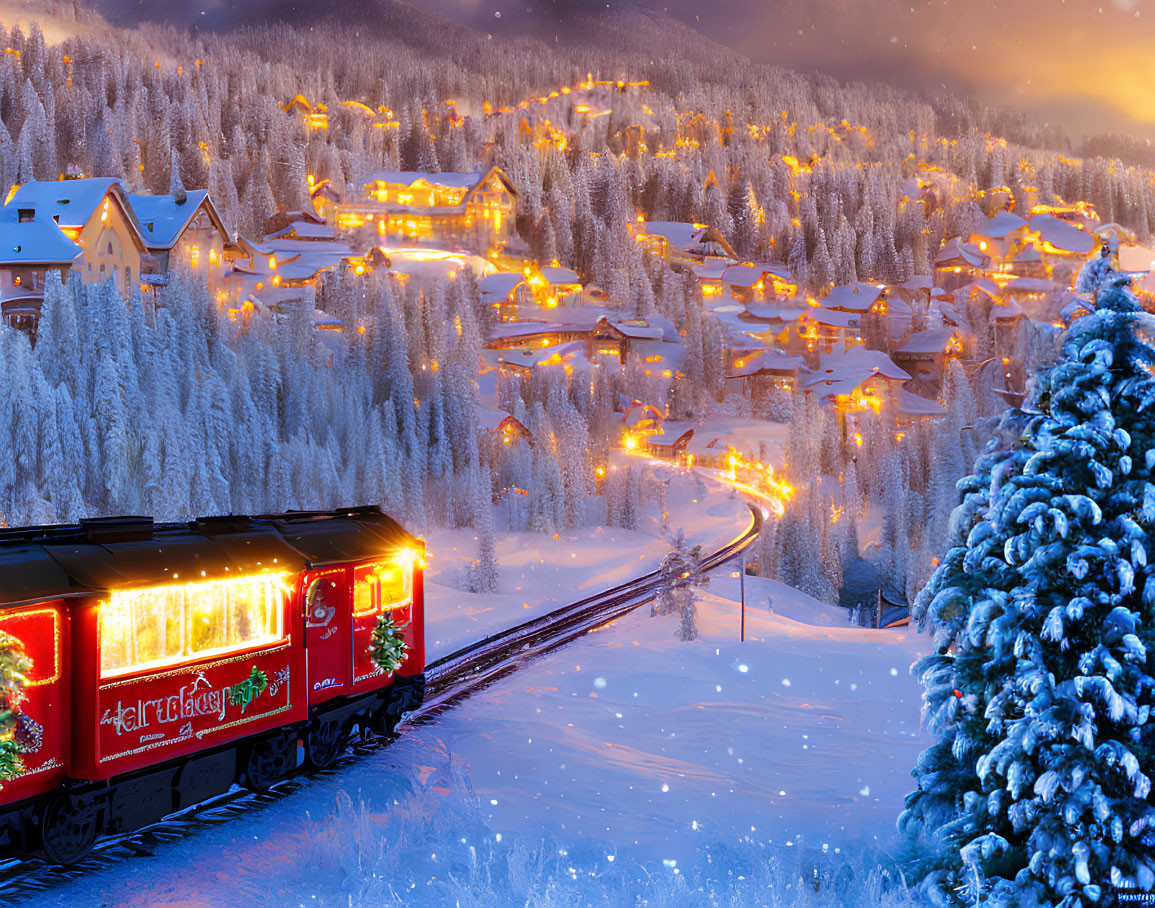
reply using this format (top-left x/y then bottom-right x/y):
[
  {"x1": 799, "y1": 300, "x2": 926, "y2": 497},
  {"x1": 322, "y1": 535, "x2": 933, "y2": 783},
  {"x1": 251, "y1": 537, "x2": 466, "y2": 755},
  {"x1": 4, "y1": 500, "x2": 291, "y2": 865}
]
[
  {"x1": 353, "y1": 561, "x2": 413, "y2": 624},
  {"x1": 99, "y1": 575, "x2": 286, "y2": 677}
]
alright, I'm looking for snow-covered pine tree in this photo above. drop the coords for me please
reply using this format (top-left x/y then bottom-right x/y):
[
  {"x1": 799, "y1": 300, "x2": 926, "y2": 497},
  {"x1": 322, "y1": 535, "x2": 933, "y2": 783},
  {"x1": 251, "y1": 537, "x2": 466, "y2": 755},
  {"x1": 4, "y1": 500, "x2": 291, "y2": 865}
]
[{"x1": 900, "y1": 275, "x2": 1155, "y2": 905}]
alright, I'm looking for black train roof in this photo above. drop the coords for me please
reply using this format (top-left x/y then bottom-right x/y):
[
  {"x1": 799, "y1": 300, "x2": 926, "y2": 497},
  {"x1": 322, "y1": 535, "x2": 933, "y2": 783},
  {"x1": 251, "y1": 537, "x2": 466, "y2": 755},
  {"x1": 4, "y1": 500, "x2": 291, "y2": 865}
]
[{"x1": 0, "y1": 506, "x2": 418, "y2": 608}]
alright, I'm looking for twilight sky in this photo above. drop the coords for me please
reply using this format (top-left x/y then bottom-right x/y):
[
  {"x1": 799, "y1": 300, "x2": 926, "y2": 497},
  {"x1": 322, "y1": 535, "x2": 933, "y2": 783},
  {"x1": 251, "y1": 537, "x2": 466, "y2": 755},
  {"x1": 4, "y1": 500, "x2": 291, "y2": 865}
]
[{"x1": 84, "y1": 0, "x2": 1155, "y2": 140}]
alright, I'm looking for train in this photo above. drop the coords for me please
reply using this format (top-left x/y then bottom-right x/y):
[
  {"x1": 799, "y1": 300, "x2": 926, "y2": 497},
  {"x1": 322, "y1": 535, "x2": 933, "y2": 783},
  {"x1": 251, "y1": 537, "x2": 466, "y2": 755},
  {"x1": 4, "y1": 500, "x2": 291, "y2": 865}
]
[{"x1": 0, "y1": 506, "x2": 426, "y2": 865}]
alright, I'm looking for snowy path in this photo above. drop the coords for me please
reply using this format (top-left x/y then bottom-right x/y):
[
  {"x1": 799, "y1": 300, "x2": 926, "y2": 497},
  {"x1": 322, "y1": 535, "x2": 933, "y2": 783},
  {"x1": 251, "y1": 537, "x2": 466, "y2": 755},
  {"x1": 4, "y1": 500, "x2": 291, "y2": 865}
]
[{"x1": 24, "y1": 575, "x2": 929, "y2": 907}]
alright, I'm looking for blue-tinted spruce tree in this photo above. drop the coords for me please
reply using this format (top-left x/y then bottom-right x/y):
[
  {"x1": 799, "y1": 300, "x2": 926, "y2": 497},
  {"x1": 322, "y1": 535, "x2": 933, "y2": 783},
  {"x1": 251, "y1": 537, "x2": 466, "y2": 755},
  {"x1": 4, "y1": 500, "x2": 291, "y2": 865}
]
[{"x1": 901, "y1": 274, "x2": 1155, "y2": 906}]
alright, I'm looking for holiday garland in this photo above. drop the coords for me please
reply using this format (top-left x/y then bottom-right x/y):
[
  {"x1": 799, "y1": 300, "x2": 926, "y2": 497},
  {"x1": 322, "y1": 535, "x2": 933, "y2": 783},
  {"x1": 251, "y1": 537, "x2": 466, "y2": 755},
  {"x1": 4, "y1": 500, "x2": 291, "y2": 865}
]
[
  {"x1": 227, "y1": 667, "x2": 268, "y2": 714},
  {"x1": 368, "y1": 613, "x2": 408, "y2": 674},
  {"x1": 0, "y1": 632, "x2": 33, "y2": 788}
]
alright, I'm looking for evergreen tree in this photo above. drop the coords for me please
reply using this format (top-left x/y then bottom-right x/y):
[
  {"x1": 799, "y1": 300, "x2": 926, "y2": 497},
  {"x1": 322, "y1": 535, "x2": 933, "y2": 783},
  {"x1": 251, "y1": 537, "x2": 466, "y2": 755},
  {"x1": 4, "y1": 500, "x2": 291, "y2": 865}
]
[{"x1": 901, "y1": 275, "x2": 1155, "y2": 904}]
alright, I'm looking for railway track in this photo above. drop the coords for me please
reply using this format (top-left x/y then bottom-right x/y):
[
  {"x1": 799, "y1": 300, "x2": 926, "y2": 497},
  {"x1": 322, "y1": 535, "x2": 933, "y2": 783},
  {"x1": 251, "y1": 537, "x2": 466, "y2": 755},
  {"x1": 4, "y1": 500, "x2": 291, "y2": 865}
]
[{"x1": 0, "y1": 505, "x2": 763, "y2": 898}]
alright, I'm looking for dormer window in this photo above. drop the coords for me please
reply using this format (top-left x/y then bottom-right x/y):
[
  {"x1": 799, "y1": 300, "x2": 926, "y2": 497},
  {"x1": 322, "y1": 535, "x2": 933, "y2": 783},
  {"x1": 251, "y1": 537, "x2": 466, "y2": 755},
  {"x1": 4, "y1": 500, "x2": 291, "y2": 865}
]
[{"x1": 17, "y1": 208, "x2": 33, "y2": 223}]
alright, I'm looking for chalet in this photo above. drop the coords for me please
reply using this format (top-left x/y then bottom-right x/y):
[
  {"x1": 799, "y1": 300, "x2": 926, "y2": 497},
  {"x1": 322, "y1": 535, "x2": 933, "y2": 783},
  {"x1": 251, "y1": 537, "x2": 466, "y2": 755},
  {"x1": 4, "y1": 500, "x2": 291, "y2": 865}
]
[
  {"x1": 729, "y1": 348, "x2": 807, "y2": 399},
  {"x1": 935, "y1": 237, "x2": 990, "y2": 290},
  {"x1": 282, "y1": 94, "x2": 328, "y2": 131},
  {"x1": 522, "y1": 265, "x2": 582, "y2": 308},
  {"x1": 801, "y1": 348, "x2": 911, "y2": 418},
  {"x1": 794, "y1": 307, "x2": 862, "y2": 355},
  {"x1": 821, "y1": 282, "x2": 886, "y2": 315},
  {"x1": 1027, "y1": 213, "x2": 1094, "y2": 259},
  {"x1": 0, "y1": 211, "x2": 80, "y2": 333},
  {"x1": 619, "y1": 402, "x2": 664, "y2": 450},
  {"x1": 589, "y1": 316, "x2": 663, "y2": 362},
  {"x1": 722, "y1": 263, "x2": 796, "y2": 306},
  {"x1": 892, "y1": 326, "x2": 968, "y2": 392},
  {"x1": 341, "y1": 167, "x2": 518, "y2": 251},
  {"x1": 5, "y1": 179, "x2": 148, "y2": 297},
  {"x1": 475, "y1": 405, "x2": 533, "y2": 448},
  {"x1": 630, "y1": 220, "x2": 737, "y2": 268},
  {"x1": 488, "y1": 340, "x2": 588, "y2": 378},
  {"x1": 691, "y1": 260, "x2": 729, "y2": 298},
  {"x1": 479, "y1": 272, "x2": 527, "y2": 315},
  {"x1": 126, "y1": 189, "x2": 228, "y2": 294},
  {"x1": 645, "y1": 427, "x2": 694, "y2": 463}
]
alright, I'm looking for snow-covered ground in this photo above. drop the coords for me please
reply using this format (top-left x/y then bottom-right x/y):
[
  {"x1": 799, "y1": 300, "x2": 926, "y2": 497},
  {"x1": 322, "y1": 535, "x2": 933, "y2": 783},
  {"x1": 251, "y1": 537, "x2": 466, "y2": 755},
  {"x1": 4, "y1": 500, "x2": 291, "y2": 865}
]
[
  {"x1": 421, "y1": 464, "x2": 752, "y2": 660},
  {"x1": 25, "y1": 569, "x2": 929, "y2": 907}
]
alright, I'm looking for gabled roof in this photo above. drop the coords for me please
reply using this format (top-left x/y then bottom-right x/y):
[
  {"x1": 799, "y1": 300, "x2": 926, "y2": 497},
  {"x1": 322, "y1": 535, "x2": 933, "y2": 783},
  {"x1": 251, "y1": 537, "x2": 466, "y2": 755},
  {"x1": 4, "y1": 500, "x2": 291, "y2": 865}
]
[
  {"x1": 1028, "y1": 213, "x2": 1094, "y2": 255},
  {"x1": 975, "y1": 210, "x2": 1028, "y2": 240},
  {"x1": 7, "y1": 178, "x2": 121, "y2": 229},
  {"x1": 797, "y1": 307, "x2": 860, "y2": 329},
  {"x1": 897, "y1": 327, "x2": 962, "y2": 356},
  {"x1": 479, "y1": 271, "x2": 525, "y2": 303},
  {"x1": 729, "y1": 348, "x2": 806, "y2": 377},
  {"x1": 935, "y1": 237, "x2": 990, "y2": 269},
  {"x1": 723, "y1": 262, "x2": 793, "y2": 289},
  {"x1": 816, "y1": 348, "x2": 910, "y2": 382},
  {"x1": 893, "y1": 388, "x2": 946, "y2": 419},
  {"x1": 265, "y1": 219, "x2": 335, "y2": 242},
  {"x1": 0, "y1": 214, "x2": 81, "y2": 265},
  {"x1": 126, "y1": 190, "x2": 226, "y2": 249},
  {"x1": 540, "y1": 265, "x2": 581, "y2": 285},
  {"x1": 821, "y1": 282, "x2": 885, "y2": 312}
]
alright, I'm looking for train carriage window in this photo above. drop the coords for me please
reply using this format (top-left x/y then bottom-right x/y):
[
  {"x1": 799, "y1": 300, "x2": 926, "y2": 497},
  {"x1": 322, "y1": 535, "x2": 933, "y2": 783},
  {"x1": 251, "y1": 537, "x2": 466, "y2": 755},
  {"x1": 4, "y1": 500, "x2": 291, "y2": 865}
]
[
  {"x1": 100, "y1": 576, "x2": 286, "y2": 676},
  {"x1": 353, "y1": 561, "x2": 413, "y2": 626}
]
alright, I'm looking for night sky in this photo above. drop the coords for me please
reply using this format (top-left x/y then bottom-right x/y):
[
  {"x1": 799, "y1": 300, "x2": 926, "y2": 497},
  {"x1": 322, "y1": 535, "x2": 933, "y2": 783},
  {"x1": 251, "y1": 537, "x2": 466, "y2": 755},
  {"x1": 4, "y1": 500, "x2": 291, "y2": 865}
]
[{"x1": 83, "y1": 0, "x2": 1155, "y2": 140}]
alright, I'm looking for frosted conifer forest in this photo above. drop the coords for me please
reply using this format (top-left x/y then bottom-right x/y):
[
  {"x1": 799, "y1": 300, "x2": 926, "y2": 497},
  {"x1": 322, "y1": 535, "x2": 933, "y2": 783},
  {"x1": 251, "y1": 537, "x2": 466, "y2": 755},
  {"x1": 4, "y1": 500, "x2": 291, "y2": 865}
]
[{"x1": 0, "y1": 0, "x2": 1153, "y2": 905}]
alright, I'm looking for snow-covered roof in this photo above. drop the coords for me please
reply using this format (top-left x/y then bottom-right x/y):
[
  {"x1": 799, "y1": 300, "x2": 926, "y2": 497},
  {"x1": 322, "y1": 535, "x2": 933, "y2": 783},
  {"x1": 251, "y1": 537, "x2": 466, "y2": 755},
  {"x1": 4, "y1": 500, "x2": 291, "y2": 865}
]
[
  {"x1": 816, "y1": 348, "x2": 910, "y2": 382},
  {"x1": 975, "y1": 210, "x2": 1028, "y2": 240},
  {"x1": 797, "y1": 307, "x2": 860, "y2": 329},
  {"x1": 364, "y1": 170, "x2": 485, "y2": 190},
  {"x1": 723, "y1": 263, "x2": 792, "y2": 288},
  {"x1": 474, "y1": 405, "x2": 521, "y2": 433},
  {"x1": 6, "y1": 178, "x2": 121, "y2": 229},
  {"x1": 743, "y1": 303, "x2": 808, "y2": 323},
  {"x1": 126, "y1": 190, "x2": 215, "y2": 248},
  {"x1": 729, "y1": 348, "x2": 806, "y2": 377},
  {"x1": 601, "y1": 317, "x2": 663, "y2": 340},
  {"x1": 1029, "y1": 213, "x2": 1094, "y2": 255},
  {"x1": 957, "y1": 279, "x2": 1001, "y2": 301},
  {"x1": 893, "y1": 388, "x2": 946, "y2": 419},
  {"x1": 821, "y1": 282, "x2": 885, "y2": 312},
  {"x1": 900, "y1": 276, "x2": 933, "y2": 291},
  {"x1": 641, "y1": 221, "x2": 707, "y2": 250},
  {"x1": 540, "y1": 266, "x2": 581, "y2": 285},
  {"x1": 624, "y1": 403, "x2": 664, "y2": 426},
  {"x1": 479, "y1": 271, "x2": 525, "y2": 303},
  {"x1": 692, "y1": 260, "x2": 729, "y2": 282},
  {"x1": 635, "y1": 340, "x2": 685, "y2": 371},
  {"x1": 897, "y1": 327, "x2": 960, "y2": 356},
  {"x1": 644, "y1": 427, "x2": 694, "y2": 447},
  {"x1": 266, "y1": 219, "x2": 336, "y2": 242},
  {"x1": 0, "y1": 214, "x2": 82, "y2": 265},
  {"x1": 935, "y1": 237, "x2": 989, "y2": 268}
]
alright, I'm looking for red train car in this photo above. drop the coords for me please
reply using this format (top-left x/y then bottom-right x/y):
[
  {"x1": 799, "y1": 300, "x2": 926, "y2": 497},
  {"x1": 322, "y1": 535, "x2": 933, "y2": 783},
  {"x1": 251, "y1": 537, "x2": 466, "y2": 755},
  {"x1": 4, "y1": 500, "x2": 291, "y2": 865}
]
[{"x1": 0, "y1": 506, "x2": 425, "y2": 865}]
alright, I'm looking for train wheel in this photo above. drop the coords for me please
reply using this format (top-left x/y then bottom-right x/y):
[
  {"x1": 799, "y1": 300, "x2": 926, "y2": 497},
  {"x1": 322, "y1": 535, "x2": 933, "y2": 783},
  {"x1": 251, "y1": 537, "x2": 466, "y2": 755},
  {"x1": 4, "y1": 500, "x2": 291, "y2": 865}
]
[
  {"x1": 305, "y1": 719, "x2": 348, "y2": 770},
  {"x1": 244, "y1": 731, "x2": 296, "y2": 791},
  {"x1": 40, "y1": 793, "x2": 99, "y2": 866}
]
